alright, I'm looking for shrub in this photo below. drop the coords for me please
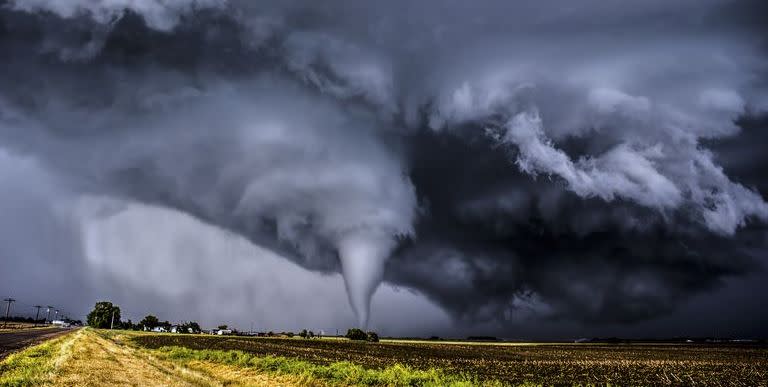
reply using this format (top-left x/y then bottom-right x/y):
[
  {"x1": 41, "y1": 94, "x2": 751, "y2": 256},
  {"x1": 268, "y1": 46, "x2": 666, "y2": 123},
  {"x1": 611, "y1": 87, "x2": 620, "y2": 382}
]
[
  {"x1": 345, "y1": 328, "x2": 367, "y2": 341},
  {"x1": 140, "y1": 315, "x2": 160, "y2": 330},
  {"x1": 366, "y1": 331, "x2": 379, "y2": 342}
]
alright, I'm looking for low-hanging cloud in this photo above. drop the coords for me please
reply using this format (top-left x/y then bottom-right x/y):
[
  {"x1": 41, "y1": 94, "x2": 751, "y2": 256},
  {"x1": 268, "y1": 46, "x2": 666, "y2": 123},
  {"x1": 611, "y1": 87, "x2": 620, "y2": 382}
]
[{"x1": 0, "y1": 0, "x2": 766, "y2": 331}]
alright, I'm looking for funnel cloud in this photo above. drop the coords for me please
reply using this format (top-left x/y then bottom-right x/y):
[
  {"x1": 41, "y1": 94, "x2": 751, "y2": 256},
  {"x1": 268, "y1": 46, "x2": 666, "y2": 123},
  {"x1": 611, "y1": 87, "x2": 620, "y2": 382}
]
[{"x1": 0, "y1": 0, "x2": 767, "y2": 337}]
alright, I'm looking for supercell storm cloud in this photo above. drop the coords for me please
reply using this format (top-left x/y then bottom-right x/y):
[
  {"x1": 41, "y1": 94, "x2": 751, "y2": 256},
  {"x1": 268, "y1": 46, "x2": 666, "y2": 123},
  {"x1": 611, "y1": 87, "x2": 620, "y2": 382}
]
[{"x1": 0, "y1": 0, "x2": 767, "y2": 332}]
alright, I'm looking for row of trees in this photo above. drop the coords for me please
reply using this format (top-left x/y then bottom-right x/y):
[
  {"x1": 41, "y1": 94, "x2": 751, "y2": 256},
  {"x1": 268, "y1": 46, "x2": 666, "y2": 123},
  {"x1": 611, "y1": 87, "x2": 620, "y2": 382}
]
[
  {"x1": 86, "y1": 302, "x2": 200, "y2": 333},
  {"x1": 87, "y1": 302, "x2": 380, "y2": 342},
  {"x1": 0, "y1": 316, "x2": 83, "y2": 325},
  {"x1": 299, "y1": 329, "x2": 319, "y2": 339}
]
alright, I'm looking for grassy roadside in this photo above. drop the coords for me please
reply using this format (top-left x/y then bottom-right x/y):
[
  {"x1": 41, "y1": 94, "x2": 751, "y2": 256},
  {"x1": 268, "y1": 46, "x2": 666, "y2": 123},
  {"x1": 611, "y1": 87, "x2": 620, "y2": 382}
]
[
  {"x1": 0, "y1": 329, "x2": 79, "y2": 386},
  {"x1": 0, "y1": 328, "x2": 316, "y2": 386}
]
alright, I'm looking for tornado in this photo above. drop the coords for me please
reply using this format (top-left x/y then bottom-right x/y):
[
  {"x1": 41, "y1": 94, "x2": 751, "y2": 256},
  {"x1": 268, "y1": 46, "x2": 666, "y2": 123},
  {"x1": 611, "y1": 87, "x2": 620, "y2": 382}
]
[
  {"x1": 2, "y1": 0, "x2": 767, "y2": 336},
  {"x1": 337, "y1": 232, "x2": 396, "y2": 328}
]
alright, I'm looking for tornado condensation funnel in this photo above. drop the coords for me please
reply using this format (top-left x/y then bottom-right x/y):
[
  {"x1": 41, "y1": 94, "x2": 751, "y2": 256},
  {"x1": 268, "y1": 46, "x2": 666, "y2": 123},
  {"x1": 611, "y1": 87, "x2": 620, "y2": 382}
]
[{"x1": 337, "y1": 232, "x2": 394, "y2": 329}]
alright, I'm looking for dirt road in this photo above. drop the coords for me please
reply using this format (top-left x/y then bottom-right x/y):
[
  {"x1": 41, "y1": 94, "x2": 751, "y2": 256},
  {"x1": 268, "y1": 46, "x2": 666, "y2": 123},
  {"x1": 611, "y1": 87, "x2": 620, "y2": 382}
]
[{"x1": 0, "y1": 327, "x2": 75, "y2": 360}]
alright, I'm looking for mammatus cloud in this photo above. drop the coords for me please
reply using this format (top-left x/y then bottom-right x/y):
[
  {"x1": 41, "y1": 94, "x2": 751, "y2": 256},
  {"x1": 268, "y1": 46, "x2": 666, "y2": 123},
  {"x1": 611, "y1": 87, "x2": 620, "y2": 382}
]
[{"x1": 0, "y1": 0, "x2": 766, "y2": 330}]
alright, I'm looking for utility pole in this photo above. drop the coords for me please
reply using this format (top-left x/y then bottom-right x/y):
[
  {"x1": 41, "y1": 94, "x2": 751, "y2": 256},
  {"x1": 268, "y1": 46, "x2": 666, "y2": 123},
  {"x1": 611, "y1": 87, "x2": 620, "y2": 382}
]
[
  {"x1": 46, "y1": 306, "x2": 53, "y2": 324},
  {"x1": 3, "y1": 298, "x2": 15, "y2": 327},
  {"x1": 110, "y1": 310, "x2": 115, "y2": 329},
  {"x1": 33, "y1": 305, "x2": 42, "y2": 326},
  {"x1": 54, "y1": 309, "x2": 59, "y2": 321}
]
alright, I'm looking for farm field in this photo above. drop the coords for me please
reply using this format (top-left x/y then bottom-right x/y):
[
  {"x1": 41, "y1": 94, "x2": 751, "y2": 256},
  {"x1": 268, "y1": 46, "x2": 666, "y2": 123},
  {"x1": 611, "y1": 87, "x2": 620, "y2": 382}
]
[
  {"x1": 132, "y1": 333, "x2": 768, "y2": 386},
  {"x1": 2, "y1": 328, "x2": 766, "y2": 386}
]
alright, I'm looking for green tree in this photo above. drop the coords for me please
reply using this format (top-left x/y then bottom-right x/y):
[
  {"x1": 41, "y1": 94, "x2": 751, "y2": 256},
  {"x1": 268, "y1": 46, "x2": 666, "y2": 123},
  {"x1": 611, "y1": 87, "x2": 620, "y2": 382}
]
[
  {"x1": 140, "y1": 315, "x2": 160, "y2": 330},
  {"x1": 86, "y1": 301, "x2": 121, "y2": 329},
  {"x1": 299, "y1": 329, "x2": 308, "y2": 339},
  {"x1": 366, "y1": 331, "x2": 379, "y2": 342},
  {"x1": 176, "y1": 321, "x2": 202, "y2": 334},
  {"x1": 188, "y1": 321, "x2": 201, "y2": 333},
  {"x1": 217, "y1": 324, "x2": 228, "y2": 330},
  {"x1": 346, "y1": 328, "x2": 367, "y2": 341}
]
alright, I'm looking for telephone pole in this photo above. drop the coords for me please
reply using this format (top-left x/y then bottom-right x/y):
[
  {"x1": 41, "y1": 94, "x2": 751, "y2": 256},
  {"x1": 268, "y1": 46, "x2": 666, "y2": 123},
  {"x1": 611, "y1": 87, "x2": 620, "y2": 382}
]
[
  {"x1": 3, "y1": 298, "x2": 15, "y2": 319},
  {"x1": 46, "y1": 306, "x2": 53, "y2": 324},
  {"x1": 33, "y1": 305, "x2": 42, "y2": 326},
  {"x1": 3, "y1": 298, "x2": 15, "y2": 327}
]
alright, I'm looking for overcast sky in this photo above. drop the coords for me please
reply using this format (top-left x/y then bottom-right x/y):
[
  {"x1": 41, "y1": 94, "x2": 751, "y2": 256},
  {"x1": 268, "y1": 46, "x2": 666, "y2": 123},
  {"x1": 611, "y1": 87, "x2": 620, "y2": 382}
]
[{"x1": 0, "y1": 0, "x2": 767, "y2": 339}]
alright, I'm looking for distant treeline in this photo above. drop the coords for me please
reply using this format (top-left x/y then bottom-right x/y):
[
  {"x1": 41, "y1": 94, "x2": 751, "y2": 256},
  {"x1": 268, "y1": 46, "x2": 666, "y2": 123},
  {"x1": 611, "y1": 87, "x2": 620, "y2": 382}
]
[
  {"x1": 0, "y1": 316, "x2": 44, "y2": 323},
  {"x1": 575, "y1": 337, "x2": 766, "y2": 344},
  {"x1": 466, "y1": 336, "x2": 501, "y2": 341},
  {"x1": 0, "y1": 316, "x2": 82, "y2": 325}
]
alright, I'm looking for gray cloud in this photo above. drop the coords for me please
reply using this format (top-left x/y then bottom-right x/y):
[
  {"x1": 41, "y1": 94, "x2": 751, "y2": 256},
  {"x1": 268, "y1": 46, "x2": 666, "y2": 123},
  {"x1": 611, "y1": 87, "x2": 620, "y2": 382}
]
[
  {"x1": 0, "y1": 0, "x2": 766, "y2": 335},
  {"x1": 8, "y1": 0, "x2": 226, "y2": 30}
]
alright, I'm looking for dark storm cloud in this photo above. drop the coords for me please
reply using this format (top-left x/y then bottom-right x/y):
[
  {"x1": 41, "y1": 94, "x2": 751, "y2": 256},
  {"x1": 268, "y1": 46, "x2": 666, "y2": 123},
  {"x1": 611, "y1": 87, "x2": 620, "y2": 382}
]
[
  {"x1": 388, "y1": 128, "x2": 765, "y2": 324},
  {"x1": 0, "y1": 0, "x2": 766, "y2": 331}
]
